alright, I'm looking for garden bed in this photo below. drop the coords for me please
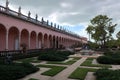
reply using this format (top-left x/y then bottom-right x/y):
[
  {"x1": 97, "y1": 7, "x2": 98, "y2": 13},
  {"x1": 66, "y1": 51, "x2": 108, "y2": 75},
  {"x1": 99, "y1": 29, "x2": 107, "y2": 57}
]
[
  {"x1": 81, "y1": 58, "x2": 112, "y2": 68},
  {"x1": 36, "y1": 64, "x2": 66, "y2": 76},
  {"x1": 69, "y1": 68, "x2": 97, "y2": 80}
]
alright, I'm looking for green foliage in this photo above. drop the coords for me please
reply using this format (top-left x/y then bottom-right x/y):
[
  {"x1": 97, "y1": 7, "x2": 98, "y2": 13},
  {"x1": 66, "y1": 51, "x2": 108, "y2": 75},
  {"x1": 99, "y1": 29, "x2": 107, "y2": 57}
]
[
  {"x1": 37, "y1": 64, "x2": 66, "y2": 76},
  {"x1": 81, "y1": 58, "x2": 111, "y2": 68},
  {"x1": 116, "y1": 31, "x2": 120, "y2": 39},
  {"x1": 95, "y1": 68, "x2": 120, "y2": 80},
  {"x1": 0, "y1": 63, "x2": 39, "y2": 80},
  {"x1": 28, "y1": 78, "x2": 39, "y2": 80},
  {"x1": 86, "y1": 15, "x2": 117, "y2": 48},
  {"x1": 106, "y1": 39, "x2": 118, "y2": 48},
  {"x1": 69, "y1": 68, "x2": 97, "y2": 80},
  {"x1": 47, "y1": 58, "x2": 78, "y2": 65},
  {"x1": 88, "y1": 41, "x2": 99, "y2": 49},
  {"x1": 17, "y1": 57, "x2": 41, "y2": 63},
  {"x1": 38, "y1": 51, "x2": 74, "y2": 61},
  {"x1": 97, "y1": 53, "x2": 120, "y2": 64},
  {"x1": 12, "y1": 52, "x2": 40, "y2": 60}
]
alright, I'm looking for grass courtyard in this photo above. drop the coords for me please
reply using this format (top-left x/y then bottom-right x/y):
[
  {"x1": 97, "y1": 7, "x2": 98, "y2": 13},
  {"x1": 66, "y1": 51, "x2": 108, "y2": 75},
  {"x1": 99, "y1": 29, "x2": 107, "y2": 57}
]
[
  {"x1": 15, "y1": 55, "x2": 111, "y2": 80},
  {"x1": 16, "y1": 55, "x2": 113, "y2": 80},
  {"x1": 1, "y1": 50, "x2": 120, "y2": 80}
]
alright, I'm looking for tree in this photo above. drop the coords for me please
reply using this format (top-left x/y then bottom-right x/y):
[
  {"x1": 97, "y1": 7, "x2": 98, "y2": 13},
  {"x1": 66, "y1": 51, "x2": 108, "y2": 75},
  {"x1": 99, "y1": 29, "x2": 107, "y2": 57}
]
[
  {"x1": 116, "y1": 31, "x2": 120, "y2": 48},
  {"x1": 86, "y1": 15, "x2": 117, "y2": 48},
  {"x1": 116, "y1": 31, "x2": 120, "y2": 39},
  {"x1": 86, "y1": 25, "x2": 93, "y2": 41}
]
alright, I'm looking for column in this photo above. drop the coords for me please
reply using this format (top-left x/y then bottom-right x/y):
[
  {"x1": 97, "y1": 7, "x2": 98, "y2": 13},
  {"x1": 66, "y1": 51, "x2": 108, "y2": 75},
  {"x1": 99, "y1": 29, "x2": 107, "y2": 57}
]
[
  {"x1": 42, "y1": 36, "x2": 44, "y2": 49},
  {"x1": 28, "y1": 34, "x2": 30, "y2": 49},
  {"x1": 36, "y1": 34, "x2": 38, "y2": 48},
  {"x1": 6, "y1": 29, "x2": 8, "y2": 50},
  {"x1": 18, "y1": 33, "x2": 21, "y2": 50}
]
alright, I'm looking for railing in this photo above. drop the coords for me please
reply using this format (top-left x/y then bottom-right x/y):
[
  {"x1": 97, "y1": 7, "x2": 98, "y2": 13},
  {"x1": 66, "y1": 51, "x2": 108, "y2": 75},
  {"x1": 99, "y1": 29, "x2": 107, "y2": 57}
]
[
  {"x1": 0, "y1": 49, "x2": 42, "y2": 57},
  {"x1": 0, "y1": 50, "x2": 21, "y2": 57},
  {"x1": 0, "y1": 48, "x2": 61, "y2": 57},
  {"x1": 0, "y1": 5, "x2": 81, "y2": 39}
]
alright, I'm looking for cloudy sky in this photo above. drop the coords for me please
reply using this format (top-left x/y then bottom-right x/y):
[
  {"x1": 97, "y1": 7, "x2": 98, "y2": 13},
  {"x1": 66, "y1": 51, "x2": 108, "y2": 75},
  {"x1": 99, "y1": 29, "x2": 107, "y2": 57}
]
[{"x1": 0, "y1": 0, "x2": 120, "y2": 39}]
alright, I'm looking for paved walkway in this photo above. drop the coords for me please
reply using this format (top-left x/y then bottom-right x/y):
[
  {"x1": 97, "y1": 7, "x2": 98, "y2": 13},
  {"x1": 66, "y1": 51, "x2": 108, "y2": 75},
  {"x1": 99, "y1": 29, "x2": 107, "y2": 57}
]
[
  {"x1": 20, "y1": 57, "x2": 87, "y2": 80},
  {"x1": 84, "y1": 72, "x2": 96, "y2": 80},
  {"x1": 19, "y1": 53, "x2": 120, "y2": 80},
  {"x1": 49, "y1": 57, "x2": 87, "y2": 80}
]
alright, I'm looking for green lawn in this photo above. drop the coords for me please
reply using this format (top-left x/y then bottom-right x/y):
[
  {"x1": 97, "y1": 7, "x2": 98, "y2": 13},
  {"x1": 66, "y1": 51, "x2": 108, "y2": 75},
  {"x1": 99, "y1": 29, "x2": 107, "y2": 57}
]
[
  {"x1": 16, "y1": 57, "x2": 41, "y2": 63},
  {"x1": 28, "y1": 78, "x2": 39, "y2": 80},
  {"x1": 47, "y1": 60, "x2": 76, "y2": 65},
  {"x1": 36, "y1": 64, "x2": 66, "y2": 76},
  {"x1": 80, "y1": 57, "x2": 112, "y2": 68},
  {"x1": 69, "y1": 68, "x2": 97, "y2": 80},
  {"x1": 71, "y1": 57, "x2": 81, "y2": 61},
  {"x1": 47, "y1": 57, "x2": 81, "y2": 65}
]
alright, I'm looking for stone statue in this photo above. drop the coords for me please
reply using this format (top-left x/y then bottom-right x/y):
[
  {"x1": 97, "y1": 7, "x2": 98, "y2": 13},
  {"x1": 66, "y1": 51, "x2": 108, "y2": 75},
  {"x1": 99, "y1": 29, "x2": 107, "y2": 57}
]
[
  {"x1": 41, "y1": 17, "x2": 44, "y2": 23},
  {"x1": 18, "y1": 6, "x2": 21, "y2": 13},
  {"x1": 6, "y1": 0, "x2": 9, "y2": 8},
  {"x1": 47, "y1": 20, "x2": 49, "y2": 25},
  {"x1": 35, "y1": 14, "x2": 38, "y2": 20},
  {"x1": 28, "y1": 11, "x2": 31, "y2": 18}
]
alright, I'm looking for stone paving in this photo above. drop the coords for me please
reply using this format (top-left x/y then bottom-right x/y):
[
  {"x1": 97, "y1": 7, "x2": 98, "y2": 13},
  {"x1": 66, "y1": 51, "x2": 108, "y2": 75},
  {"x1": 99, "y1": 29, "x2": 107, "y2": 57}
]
[
  {"x1": 19, "y1": 53, "x2": 120, "y2": 80},
  {"x1": 84, "y1": 72, "x2": 96, "y2": 80},
  {"x1": 49, "y1": 57, "x2": 87, "y2": 80}
]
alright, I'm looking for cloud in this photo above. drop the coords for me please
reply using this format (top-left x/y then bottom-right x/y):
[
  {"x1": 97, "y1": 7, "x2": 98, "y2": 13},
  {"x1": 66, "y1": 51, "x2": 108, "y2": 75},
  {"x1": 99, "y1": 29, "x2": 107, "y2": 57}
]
[{"x1": 1, "y1": 0, "x2": 120, "y2": 39}]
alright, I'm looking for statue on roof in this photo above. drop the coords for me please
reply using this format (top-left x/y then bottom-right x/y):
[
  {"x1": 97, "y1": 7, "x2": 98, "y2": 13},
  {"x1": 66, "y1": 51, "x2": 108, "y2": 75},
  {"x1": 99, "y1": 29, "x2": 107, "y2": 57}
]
[
  {"x1": 47, "y1": 20, "x2": 49, "y2": 25},
  {"x1": 28, "y1": 11, "x2": 31, "y2": 18},
  {"x1": 6, "y1": 0, "x2": 9, "y2": 8},
  {"x1": 18, "y1": 6, "x2": 21, "y2": 13},
  {"x1": 35, "y1": 14, "x2": 38, "y2": 21},
  {"x1": 41, "y1": 17, "x2": 44, "y2": 24}
]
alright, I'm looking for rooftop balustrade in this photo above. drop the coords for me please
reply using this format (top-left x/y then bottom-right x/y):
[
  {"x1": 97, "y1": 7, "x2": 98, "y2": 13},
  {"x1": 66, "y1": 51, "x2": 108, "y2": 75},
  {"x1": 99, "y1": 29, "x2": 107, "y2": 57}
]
[{"x1": 0, "y1": 5, "x2": 81, "y2": 39}]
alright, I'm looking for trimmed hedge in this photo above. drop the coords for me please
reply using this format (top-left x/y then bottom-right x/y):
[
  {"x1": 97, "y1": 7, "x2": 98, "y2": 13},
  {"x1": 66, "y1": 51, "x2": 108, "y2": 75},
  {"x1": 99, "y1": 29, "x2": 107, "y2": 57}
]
[
  {"x1": 97, "y1": 50, "x2": 120, "y2": 64},
  {"x1": 97, "y1": 53, "x2": 120, "y2": 64},
  {"x1": 12, "y1": 52, "x2": 40, "y2": 60},
  {"x1": 38, "y1": 51, "x2": 74, "y2": 61},
  {"x1": 94, "y1": 68, "x2": 120, "y2": 80},
  {"x1": 0, "y1": 52, "x2": 40, "y2": 64},
  {"x1": 0, "y1": 63, "x2": 39, "y2": 80}
]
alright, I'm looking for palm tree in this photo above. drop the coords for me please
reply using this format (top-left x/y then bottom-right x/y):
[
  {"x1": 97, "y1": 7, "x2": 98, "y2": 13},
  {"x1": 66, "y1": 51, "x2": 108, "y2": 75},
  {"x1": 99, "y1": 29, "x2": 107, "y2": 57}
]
[{"x1": 86, "y1": 25, "x2": 93, "y2": 41}]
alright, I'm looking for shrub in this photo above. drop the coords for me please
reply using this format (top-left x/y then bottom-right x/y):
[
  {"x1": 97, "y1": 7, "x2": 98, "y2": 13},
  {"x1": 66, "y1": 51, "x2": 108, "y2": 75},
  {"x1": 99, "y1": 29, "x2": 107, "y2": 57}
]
[
  {"x1": 5, "y1": 52, "x2": 40, "y2": 61},
  {"x1": 97, "y1": 56, "x2": 114, "y2": 64},
  {"x1": 38, "y1": 51, "x2": 74, "y2": 61},
  {"x1": 0, "y1": 62, "x2": 39, "y2": 80},
  {"x1": 97, "y1": 52, "x2": 120, "y2": 64},
  {"x1": 94, "y1": 68, "x2": 120, "y2": 80}
]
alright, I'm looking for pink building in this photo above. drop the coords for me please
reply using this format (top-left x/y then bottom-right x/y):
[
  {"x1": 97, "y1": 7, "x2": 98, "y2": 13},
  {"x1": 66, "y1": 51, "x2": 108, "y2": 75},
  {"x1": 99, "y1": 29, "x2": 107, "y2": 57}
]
[{"x1": 0, "y1": 4, "x2": 87, "y2": 52}]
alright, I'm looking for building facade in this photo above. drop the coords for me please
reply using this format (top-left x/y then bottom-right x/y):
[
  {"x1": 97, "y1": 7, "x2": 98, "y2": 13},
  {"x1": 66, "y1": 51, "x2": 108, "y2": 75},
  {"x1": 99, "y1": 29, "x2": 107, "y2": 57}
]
[{"x1": 0, "y1": 5, "x2": 87, "y2": 51}]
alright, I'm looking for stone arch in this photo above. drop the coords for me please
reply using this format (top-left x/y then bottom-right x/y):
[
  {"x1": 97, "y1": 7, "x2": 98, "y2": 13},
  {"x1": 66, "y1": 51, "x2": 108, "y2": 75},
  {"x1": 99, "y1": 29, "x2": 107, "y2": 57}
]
[
  {"x1": 8, "y1": 27, "x2": 19, "y2": 50},
  {"x1": 0, "y1": 24, "x2": 6, "y2": 51},
  {"x1": 30, "y1": 31, "x2": 36, "y2": 49},
  {"x1": 21, "y1": 29, "x2": 29, "y2": 49},
  {"x1": 38, "y1": 32, "x2": 43, "y2": 49},
  {"x1": 44, "y1": 34, "x2": 48, "y2": 48}
]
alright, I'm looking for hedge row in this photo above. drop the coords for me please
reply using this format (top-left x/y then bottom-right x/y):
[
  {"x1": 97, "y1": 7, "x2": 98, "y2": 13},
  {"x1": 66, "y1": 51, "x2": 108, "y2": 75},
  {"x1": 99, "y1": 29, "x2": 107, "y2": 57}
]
[
  {"x1": 94, "y1": 68, "x2": 120, "y2": 80},
  {"x1": 38, "y1": 50, "x2": 74, "y2": 61},
  {"x1": 0, "y1": 63, "x2": 39, "y2": 80},
  {"x1": 97, "y1": 53, "x2": 120, "y2": 64},
  {"x1": 0, "y1": 52, "x2": 40, "y2": 63}
]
